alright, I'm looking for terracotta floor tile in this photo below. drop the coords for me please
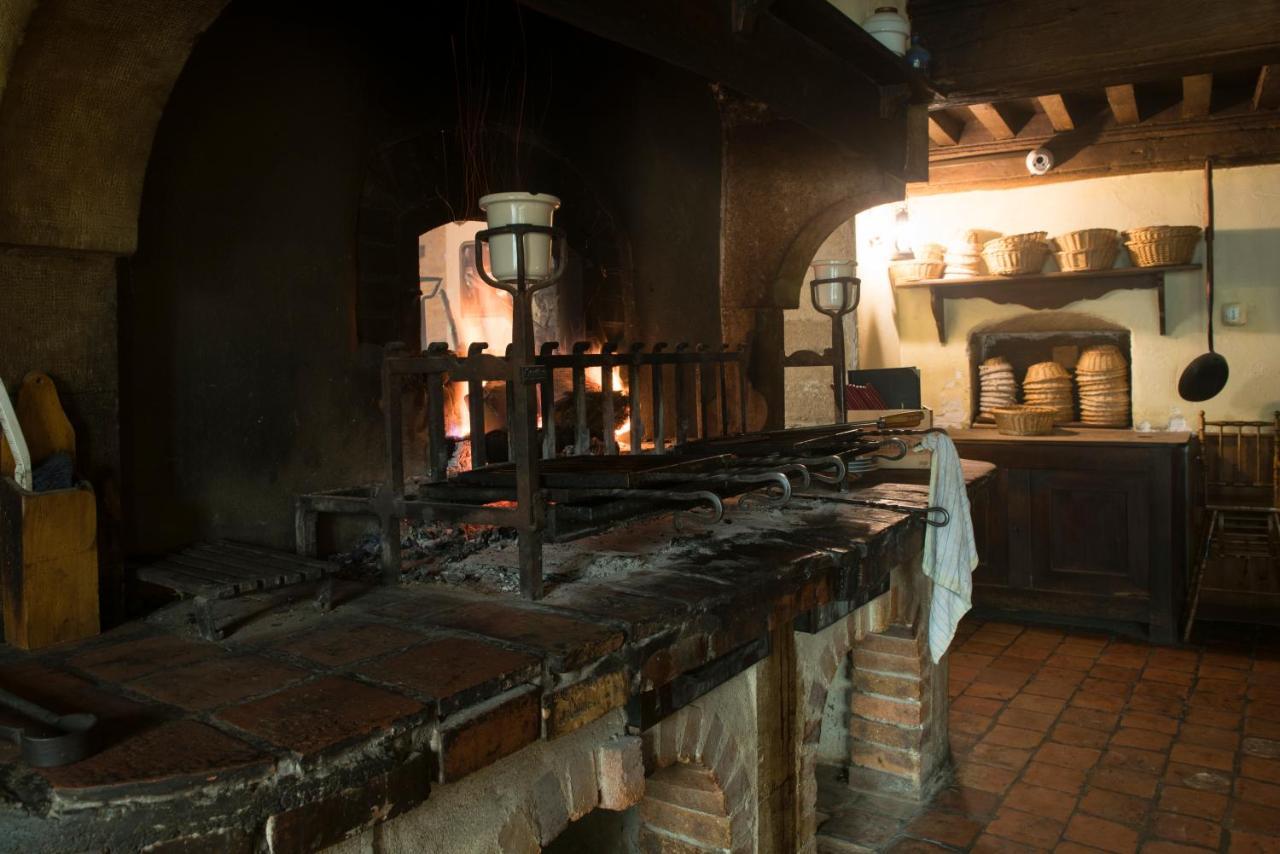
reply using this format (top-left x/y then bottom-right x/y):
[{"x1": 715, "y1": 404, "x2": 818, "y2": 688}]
[
  {"x1": 1058, "y1": 843, "x2": 1111, "y2": 854},
  {"x1": 1143, "y1": 668, "x2": 1196, "y2": 687},
  {"x1": 1235, "y1": 777, "x2": 1280, "y2": 808},
  {"x1": 1011, "y1": 693, "x2": 1069, "y2": 715},
  {"x1": 953, "y1": 695, "x2": 1006, "y2": 717},
  {"x1": 1147, "y1": 651, "x2": 1199, "y2": 673},
  {"x1": 1090, "y1": 766, "x2": 1160, "y2": 799},
  {"x1": 1179, "y1": 723, "x2": 1240, "y2": 750},
  {"x1": 1079, "y1": 786, "x2": 1151, "y2": 826},
  {"x1": 1052, "y1": 724, "x2": 1111, "y2": 750},
  {"x1": 1082, "y1": 677, "x2": 1132, "y2": 696},
  {"x1": 969, "y1": 742, "x2": 1033, "y2": 771},
  {"x1": 1073, "y1": 692, "x2": 1126, "y2": 713},
  {"x1": 1003, "y1": 781, "x2": 1078, "y2": 822},
  {"x1": 972, "y1": 832, "x2": 1042, "y2": 853},
  {"x1": 355, "y1": 635, "x2": 541, "y2": 714},
  {"x1": 1064, "y1": 813, "x2": 1139, "y2": 854},
  {"x1": 1183, "y1": 707, "x2": 1240, "y2": 730},
  {"x1": 1138, "y1": 843, "x2": 1215, "y2": 854},
  {"x1": 953, "y1": 652, "x2": 997, "y2": 670},
  {"x1": 1245, "y1": 717, "x2": 1280, "y2": 740},
  {"x1": 997, "y1": 656, "x2": 1046, "y2": 674},
  {"x1": 1111, "y1": 727, "x2": 1173, "y2": 752},
  {"x1": 1049, "y1": 654, "x2": 1098, "y2": 672},
  {"x1": 1163, "y1": 763, "x2": 1234, "y2": 795},
  {"x1": 1169, "y1": 743, "x2": 1235, "y2": 772},
  {"x1": 1151, "y1": 811, "x2": 1223, "y2": 849},
  {"x1": 1127, "y1": 695, "x2": 1187, "y2": 716},
  {"x1": 1001, "y1": 707, "x2": 1060, "y2": 732},
  {"x1": 987, "y1": 806, "x2": 1066, "y2": 849},
  {"x1": 1023, "y1": 760, "x2": 1088, "y2": 794},
  {"x1": 931, "y1": 785, "x2": 1002, "y2": 819},
  {"x1": 1198, "y1": 677, "x2": 1247, "y2": 697},
  {"x1": 984, "y1": 724, "x2": 1046, "y2": 750},
  {"x1": 904, "y1": 809, "x2": 982, "y2": 847},
  {"x1": 1120, "y1": 711, "x2": 1179, "y2": 735},
  {"x1": 1036, "y1": 742, "x2": 1102, "y2": 771},
  {"x1": 977, "y1": 668, "x2": 1033, "y2": 689},
  {"x1": 1227, "y1": 830, "x2": 1280, "y2": 853},
  {"x1": 1091, "y1": 664, "x2": 1142, "y2": 683},
  {"x1": 966, "y1": 682, "x2": 1022, "y2": 701},
  {"x1": 1060, "y1": 707, "x2": 1120, "y2": 733},
  {"x1": 1134, "y1": 680, "x2": 1191, "y2": 701},
  {"x1": 950, "y1": 710, "x2": 996, "y2": 736},
  {"x1": 1232, "y1": 800, "x2": 1280, "y2": 836},
  {"x1": 886, "y1": 839, "x2": 951, "y2": 853},
  {"x1": 954, "y1": 761, "x2": 1019, "y2": 794},
  {"x1": 1243, "y1": 737, "x2": 1280, "y2": 759},
  {"x1": 1159, "y1": 786, "x2": 1228, "y2": 820},
  {"x1": 961, "y1": 641, "x2": 1013, "y2": 658},
  {"x1": 1101, "y1": 746, "x2": 1168, "y2": 775},
  {"x1": 1026, "y1": 679, "x2": 1081, "y2": 700}
]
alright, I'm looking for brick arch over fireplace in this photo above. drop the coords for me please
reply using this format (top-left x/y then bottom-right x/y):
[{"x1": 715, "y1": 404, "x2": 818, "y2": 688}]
[{"x1": 640, "y1": 706, "x2": 753, "y2": 852}]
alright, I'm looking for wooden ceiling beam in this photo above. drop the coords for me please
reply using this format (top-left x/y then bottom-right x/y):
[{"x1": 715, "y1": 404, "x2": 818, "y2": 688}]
[
  {"x1": 1254, "y1": 64, "x2": 1280, "y2": 110},
  {"x1": 927, "y1": 111, "x2": 964, "y2": 146},
  {"x1": 969, "y1": 103, "x2": 1020, "y2": 140},
  {"x1": 1106, "y1": 84, "x2": 1140, "y2": 125},
  {"x1": 917, "y1": 111, "x2": 1280, "y2": 193},
  {"x1": 1181, "y1": 74, "x2": 1213, "y2": 119},
  {"x1": 909, "y1": 0, "x2": 1280, "y2": 107},
  {"x1": 1037, "y1": 94, "x2": 1075, "y2": 132}
]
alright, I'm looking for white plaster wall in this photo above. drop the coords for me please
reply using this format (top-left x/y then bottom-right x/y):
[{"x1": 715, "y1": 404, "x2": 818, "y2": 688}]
[{"x1": 855, "y1": 164, "x2": 1280, "y2": 426}]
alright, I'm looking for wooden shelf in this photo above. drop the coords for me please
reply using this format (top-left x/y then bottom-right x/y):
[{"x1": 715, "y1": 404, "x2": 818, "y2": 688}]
[{"x1": 894, "y1": 264, "x2": 1201, "y2": 344}]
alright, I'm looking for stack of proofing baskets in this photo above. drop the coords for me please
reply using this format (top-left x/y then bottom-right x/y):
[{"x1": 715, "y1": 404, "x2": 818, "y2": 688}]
[
  {"x1": 1022, "y1": 362, "x2": 1074, "y2": 423},
  {"x1": 977, "y1": 356, "x2": 1017, "y2": 420},
  {"x1": 1075, "y1": 345, "x2": 1130, "y2": 426}
]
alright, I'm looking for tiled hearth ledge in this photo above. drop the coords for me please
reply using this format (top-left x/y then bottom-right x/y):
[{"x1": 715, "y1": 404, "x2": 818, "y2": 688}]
[{"x1": 0, "y1": 463, "x2": 993, "y2": 852}]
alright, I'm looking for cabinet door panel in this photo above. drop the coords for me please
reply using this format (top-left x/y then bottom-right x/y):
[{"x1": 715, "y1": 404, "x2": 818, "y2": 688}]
[{"x1": 1029, "y1": 469, "x2": 1149, "y2": 594}]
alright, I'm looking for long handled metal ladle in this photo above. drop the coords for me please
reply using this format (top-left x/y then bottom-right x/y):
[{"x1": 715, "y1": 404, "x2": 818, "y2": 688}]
[{"x1": 1178, "y1": 159, "x2": 1229, "y2": 402}]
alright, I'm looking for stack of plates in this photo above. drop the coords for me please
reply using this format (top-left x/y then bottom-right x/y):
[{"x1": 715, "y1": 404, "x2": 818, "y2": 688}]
[
  {"x1": 978, "y1": 356, "x2": 1017, "y2": 418},
  {"x1": 1022, "y1": 361, "x2": 1074, "y2": 423},
  {"x1": 943, "y1": 231, "x2": 985, "y2": 279},
  {"x1": 1076, "y1": 345, "x2": 1130, "y2": 426}
]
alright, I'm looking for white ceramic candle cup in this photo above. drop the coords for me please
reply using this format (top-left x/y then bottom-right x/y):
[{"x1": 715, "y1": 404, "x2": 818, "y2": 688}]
[{"x1": 478, "y1": 192, "x2": 562, "y2": 283}]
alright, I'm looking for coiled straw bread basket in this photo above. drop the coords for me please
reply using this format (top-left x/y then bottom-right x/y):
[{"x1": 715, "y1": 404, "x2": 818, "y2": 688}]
[
  {"x1": 1122, "y1": 225, "x2": 1201, "y2": 267},
  {"x1": 992, "y1": 405, "x2": 1056, "y2": 436},
  {"x1": 983, "y1": 232, "x2": 1050, "y2": 276},
  {"x1": 1050, "y1": 229, "x2": 1120, "y2": 272}
]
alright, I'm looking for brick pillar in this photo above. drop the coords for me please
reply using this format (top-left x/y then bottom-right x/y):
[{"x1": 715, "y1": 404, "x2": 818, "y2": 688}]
[{"x1": 847, "y1": 620, "x2": 948, "y2": 799}]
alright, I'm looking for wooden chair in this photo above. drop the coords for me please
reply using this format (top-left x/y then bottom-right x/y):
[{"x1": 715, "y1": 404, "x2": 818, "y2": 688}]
[{"x1": 1183, "y1": 411, "x2": 1280, "y2": 641}]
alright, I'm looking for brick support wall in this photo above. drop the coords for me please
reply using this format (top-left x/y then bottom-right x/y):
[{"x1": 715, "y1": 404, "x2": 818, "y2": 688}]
[
  {"x1": 638, "y1": 763, "x2": 733, "y2": 853},
  {"x1": 847, "y1": 617, "x2": 950, "y2": 799}
]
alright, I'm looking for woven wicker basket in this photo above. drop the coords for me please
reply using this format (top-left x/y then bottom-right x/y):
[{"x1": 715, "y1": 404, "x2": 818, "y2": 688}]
[
  {"x1": 1125, "y1": 236, "x2": 1201, "y2": 267},
  {"x1": 1054, "y1": 244, "x2": 1120, "y2": 273},
  {"x1": 1050, "y1": 228, "x2": 1119, "y2": 253},
  {"x1": 987, "y1": 231, "x2": 1048, "y2": 250},
  {"x1": 983, "y1": 242, "x2": 1050, "y2": 276},
  {"x1": 890, "y1": 259, "x2": 945, "y2": 285},
  {"x1": 992, "y1": 405, "x2": 1056, "y2": 436},
  {"x1": 913, "y1": 242, "x2": 945, "y2": 262}
]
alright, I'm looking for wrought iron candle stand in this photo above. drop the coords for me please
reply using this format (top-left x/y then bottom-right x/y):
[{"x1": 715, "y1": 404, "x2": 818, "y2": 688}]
[
  {"x1": 471, "y1": 222, "x2": 567, "y2": 599},
  {"x1": 810, "y1": 272, "x2": 860, "y2": 424}
]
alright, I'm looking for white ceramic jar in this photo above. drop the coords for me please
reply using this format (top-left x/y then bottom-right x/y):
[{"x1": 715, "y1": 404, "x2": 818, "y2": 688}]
[
  {"x1": 862, "y1": 6, "x2": 910, "y2": 56},
  {"x1": 477, "y1": 192, "x2": 561, "y2": 283}
]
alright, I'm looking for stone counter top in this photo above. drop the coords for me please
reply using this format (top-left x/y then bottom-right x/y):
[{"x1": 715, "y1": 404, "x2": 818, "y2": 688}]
[{"x1": 0, "y1": 462, "x2": 995, "y2": 852}]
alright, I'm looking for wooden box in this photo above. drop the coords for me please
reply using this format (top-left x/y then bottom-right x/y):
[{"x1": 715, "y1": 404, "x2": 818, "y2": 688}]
[{"x1": 0, "y1": 477, "x2": 100, "y2": 649}]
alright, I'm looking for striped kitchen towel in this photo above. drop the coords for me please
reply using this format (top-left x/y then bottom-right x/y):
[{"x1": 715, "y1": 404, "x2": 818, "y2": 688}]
[{"x1": 920, "y1": 431, "x2": 979, "y2": 663}]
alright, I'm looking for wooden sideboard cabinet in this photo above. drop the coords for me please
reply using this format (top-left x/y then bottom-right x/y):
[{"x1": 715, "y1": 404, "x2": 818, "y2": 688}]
[{"x1": 952, "y1": 429, "x2": 1195, "y2": 644}]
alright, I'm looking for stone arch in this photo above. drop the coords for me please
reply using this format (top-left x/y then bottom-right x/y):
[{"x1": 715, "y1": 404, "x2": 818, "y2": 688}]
[
  {"x1": 0, "y1": 0, "x2": 231, "y2": 253},
  {"x1": 770, "y1": 189, "x2": 899, "y2": 311},
  {"x1": 640, "y1": 706, "x2": 752, "y2": 853}
]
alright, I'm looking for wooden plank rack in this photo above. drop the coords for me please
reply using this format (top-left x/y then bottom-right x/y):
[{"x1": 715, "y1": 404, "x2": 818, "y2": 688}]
[
  {"x1": 894, "y1": 264, "x2": 1200, "y2": 343},
  {"x1": 136, "y1": 542, "x2": 338, "y2": 641}
]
